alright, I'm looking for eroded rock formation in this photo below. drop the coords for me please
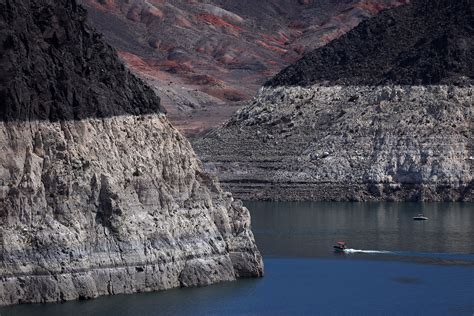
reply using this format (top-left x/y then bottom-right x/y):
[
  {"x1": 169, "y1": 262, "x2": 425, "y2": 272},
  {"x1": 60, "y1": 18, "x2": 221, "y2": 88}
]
[
  {"x1": 0, "y1": 0, "x2": 262, "y2": 305},
  {"x1": 194, "y1": 0, "x2": 474, "y2": 201}
]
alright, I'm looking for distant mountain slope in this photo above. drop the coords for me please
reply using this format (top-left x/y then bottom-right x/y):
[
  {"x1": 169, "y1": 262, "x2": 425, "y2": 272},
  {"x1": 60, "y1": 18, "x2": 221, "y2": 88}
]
[
  {"x1": 267, "y1": 0, "x2": 474, "y2": 86},
  {"x1": 80, "y1": 0, "x2": 407, "y2": 135},
  {"x1": 194, "y1": 0, "x2": 474, "y2": 202}
]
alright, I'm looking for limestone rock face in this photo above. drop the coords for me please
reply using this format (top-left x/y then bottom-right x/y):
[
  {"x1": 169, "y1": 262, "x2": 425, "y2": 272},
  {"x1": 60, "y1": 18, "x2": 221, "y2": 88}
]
[
  {"x1": 0, "y1": 0, "x2": 262, "y2": 306},
  {"x1": 194, "y1": 85, "x2": 473, "y2": 201}
]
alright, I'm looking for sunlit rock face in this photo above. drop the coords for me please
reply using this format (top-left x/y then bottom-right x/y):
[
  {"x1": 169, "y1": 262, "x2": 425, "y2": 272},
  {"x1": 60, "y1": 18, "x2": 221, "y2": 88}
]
[
  {"x1": 0, "y1": 0, "x2": 262, "y2": 306},
  {"x1": 193, "y1": 0, "x2": 474, "y2": 202},
  {"x1": 79, "y1": 0, "x2": 407, "y2": 135}
]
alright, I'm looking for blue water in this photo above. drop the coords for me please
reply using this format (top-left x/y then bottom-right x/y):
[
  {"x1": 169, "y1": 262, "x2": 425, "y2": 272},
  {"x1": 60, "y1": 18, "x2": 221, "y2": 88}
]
[{"x1": 2, "y1": 202, "x2": 473, "y2": 315}]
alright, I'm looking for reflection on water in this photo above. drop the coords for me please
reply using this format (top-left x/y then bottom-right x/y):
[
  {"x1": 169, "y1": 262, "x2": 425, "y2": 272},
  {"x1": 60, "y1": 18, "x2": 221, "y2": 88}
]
[{"x1": 247, "y1": 202, "x2": 474, "y2": 263}]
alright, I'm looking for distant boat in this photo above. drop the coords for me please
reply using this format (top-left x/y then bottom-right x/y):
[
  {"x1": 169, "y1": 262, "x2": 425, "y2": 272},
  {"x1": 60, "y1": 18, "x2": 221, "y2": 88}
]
[
  {"x1": 413, "y1": 214, "x2": 428, "y2": 221},
  {"x1": 333, "y1": 241, "x2": 346, "y2": 252}
]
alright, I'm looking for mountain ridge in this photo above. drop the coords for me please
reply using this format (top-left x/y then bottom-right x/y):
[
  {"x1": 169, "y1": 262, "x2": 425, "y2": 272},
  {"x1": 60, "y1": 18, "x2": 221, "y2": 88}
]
[{"x1": 266, "y1": 0, "x2": 474, "y2": 87}]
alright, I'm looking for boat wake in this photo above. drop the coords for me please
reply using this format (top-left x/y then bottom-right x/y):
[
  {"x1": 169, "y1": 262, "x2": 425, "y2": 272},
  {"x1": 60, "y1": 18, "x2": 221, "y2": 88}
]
[
  {"x1": 344, "y1": 249, "x2": 392, "y2": 254},
  {"x1": 342, "y1": 249, "x2": 474, "y2": 263}
]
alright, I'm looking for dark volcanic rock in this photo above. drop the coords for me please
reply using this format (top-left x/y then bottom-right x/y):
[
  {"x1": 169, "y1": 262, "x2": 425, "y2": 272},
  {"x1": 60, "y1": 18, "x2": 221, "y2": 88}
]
[
  {"x1": 266, "y1": 0, "x2": 474, "y2": 87},
  {"x1": 0, "y1": 0, "x2": 164, "y2": 121},
  {"x1": 0, "y1": 0, "x2": 262, "y2": 306}
]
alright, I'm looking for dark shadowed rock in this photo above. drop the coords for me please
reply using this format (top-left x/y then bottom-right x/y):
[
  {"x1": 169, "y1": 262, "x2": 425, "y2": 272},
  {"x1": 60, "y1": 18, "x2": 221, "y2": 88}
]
[
  {"x1": 0, "y1": 0, "x2": 164, "y2": 121},
  {"x1": 266, "y1": 0, "x2": 474, "y2": 87}
]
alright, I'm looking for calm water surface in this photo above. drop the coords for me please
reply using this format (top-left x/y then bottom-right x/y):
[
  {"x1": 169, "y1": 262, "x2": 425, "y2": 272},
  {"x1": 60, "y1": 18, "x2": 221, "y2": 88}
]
[{"x1": 2, "y1": 202, "x2": 473, "y2": 315}]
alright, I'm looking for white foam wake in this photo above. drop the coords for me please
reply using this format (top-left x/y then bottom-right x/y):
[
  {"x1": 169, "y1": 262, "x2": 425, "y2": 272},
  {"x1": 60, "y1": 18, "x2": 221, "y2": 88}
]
[{"x1": 344, "y1": 249, "x2": 392, "y2": 254}]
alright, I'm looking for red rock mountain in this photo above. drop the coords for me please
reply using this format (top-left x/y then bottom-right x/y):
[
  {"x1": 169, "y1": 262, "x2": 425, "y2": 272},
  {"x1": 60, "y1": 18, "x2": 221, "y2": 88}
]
[{"x1": 80, "y1": 0, "x2": 408, "y2": 135}]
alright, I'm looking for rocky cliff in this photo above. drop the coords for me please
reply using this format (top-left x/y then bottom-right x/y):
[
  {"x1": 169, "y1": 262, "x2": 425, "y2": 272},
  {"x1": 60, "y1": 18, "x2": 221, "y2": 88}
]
[
  {"x1": 0, "y1": 0, "x2": 262, "y2": 306},
  {"x1": 194, "y1": 0, "x2": 474, "y2": 201}
]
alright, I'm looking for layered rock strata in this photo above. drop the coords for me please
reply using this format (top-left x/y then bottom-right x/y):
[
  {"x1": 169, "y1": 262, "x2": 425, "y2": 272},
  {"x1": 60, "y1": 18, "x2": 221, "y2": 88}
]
[
  {"x1": 195, "y1": 85, "x2": 473, "y2": 201},
  {"x1": 0, "y1": 0, "x2": 262, "y2": 306},
  {"x1": 193, "y1": 0, "x2": 474, "y2": 201}
]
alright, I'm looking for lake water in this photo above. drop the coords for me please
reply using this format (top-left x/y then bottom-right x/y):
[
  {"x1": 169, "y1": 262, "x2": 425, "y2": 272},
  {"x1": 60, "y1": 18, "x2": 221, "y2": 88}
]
[{"x1": 2, "y1": 202, "x2": 473, "y2": 315}]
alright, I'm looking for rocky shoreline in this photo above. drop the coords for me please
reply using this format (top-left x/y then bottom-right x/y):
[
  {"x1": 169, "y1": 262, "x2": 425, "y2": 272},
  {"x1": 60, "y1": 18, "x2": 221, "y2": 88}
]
[{"x1": 0, "y1": 115, "x2": 263, "y2": 305}]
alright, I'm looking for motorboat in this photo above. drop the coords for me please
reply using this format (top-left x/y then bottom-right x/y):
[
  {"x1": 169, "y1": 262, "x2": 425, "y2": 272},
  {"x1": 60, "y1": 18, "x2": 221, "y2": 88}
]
[
  {"x1": 333, "y1": 241, "x2": 346, "y2": 252},
  {"x1": 413, "y1": 214, "x2": 428, "y2": 220}
]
